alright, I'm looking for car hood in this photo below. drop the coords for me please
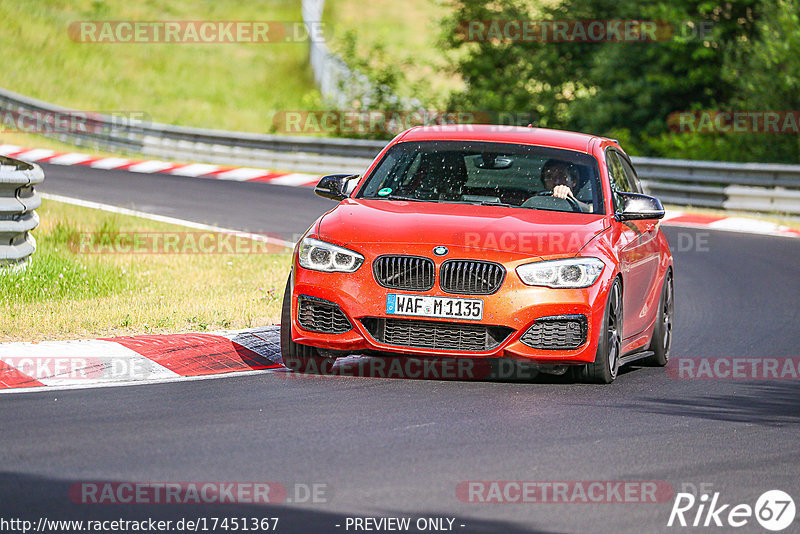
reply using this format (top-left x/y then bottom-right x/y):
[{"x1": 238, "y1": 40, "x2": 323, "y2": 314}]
[{"x1": 317, "y1": 198, "x2": 608, "y2": 258}]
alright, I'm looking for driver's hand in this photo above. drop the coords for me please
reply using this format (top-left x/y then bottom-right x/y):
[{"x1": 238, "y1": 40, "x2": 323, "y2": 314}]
[{"x1": 553, "y1": 185, "x2": 573, "y2": 199}]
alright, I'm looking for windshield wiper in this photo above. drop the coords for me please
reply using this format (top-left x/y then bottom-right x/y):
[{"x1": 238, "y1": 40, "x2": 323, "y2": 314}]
[
  {"x1": 373, "y1": 194, "x2": 427, "y2": 202},
  {"x1": 478, "y1": 200, "x2": 516, "y2": 208},
  {"x1": 433, "y1": 199, "x2": 517, "y2": 208}
]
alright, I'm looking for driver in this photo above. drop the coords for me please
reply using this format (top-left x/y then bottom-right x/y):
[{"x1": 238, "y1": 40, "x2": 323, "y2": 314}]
[{"x1": 541, "y1": 160, "x2": 592, "y2": 212}]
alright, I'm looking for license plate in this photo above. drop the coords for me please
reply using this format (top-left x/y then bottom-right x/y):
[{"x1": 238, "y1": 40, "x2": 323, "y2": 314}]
[{"x1": 386, "y1": 294, "x2": 483, "y2": 320}]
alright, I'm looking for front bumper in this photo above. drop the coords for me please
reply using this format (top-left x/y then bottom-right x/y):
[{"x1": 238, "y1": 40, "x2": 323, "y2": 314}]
[{"x1": 290, "y1": 253, "x2": 611, "y2": 365}]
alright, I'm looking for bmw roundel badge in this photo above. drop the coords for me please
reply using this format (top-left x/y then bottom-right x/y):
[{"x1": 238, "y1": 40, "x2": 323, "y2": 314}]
[{"x1": 433, "y1": 246, "x2": 449, "y2": 256}]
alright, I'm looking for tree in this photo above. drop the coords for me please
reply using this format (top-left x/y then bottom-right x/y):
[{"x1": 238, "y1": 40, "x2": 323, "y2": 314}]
[{"x1": 439, "y1": 0, "x2": 777, "y2": 159}]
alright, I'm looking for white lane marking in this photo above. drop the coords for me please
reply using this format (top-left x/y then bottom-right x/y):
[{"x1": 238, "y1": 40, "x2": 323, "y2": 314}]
[
  {"x1": 661, "y1": 210, "x2": 684, "y2": 222},
  {"x1": 663, "y1": 219, "x2": 800, "y2": 239},
  {"x1": 47, "y1": 153, "x2": 93, "y2": 165},
  {"x1": 14, "y1": 149, "x2": 56, "y2": 161},
  {"x1": 0, "y1": 339, "x2": 179, "y2": 387},
  {"x1": 40, "y1": 193, "x2": 295, "y2": 249},
  {"x1": 708, "y1": 217, "x2": 781, "y2": 233},
  {"x1": 2, "y1": 144, "x2": 314, "y2": 187},
  {"x1": 0, "y1": 367, "x2": 280, "y2": 395},
  {"x1": 268, "y1": 173, "x2": 320, "y2": 186},
  {"x1": 168, "y1": 163, "x2": 220, "y2": 177},
  {"x1": 0, "y1": 327, "x2": 284, "y2": 394},
  {"x1": 214, "y1": 167, "x2": 274, "y2": 181},
  {"x1": 90, "y1": 157, "x2": 131, "y2": 169},
  {"x1": 396, "y1": 422, "x2": 435, "y2": 431},
  {"x1": 126, "y1": 160, "x2": 176, "y2": 173}
]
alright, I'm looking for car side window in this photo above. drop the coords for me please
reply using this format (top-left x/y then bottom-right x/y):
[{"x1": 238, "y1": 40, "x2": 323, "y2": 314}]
[
  {"x1": 617, "y1": 154, "x2": 643, "y2": 194},
  {"x1": 605, "y1": 150, "x2": 630, "y2": 211}
]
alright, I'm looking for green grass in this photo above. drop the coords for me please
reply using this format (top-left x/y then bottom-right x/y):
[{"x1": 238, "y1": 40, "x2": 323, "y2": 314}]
[
  {"x1": 0, "y1": 0, "x2": 321, "y2": 133},
  {"x1": 0, "y1": 199, "x2": 292, "y2": 341},
  {"x1": 321, "y1": 0, "x2": 557, "y2": 103},
  {"x1": 0, "y1": 0, "x2": 465, "y2": 146},
  {"x1": 1, "y1": 227, "x2": 129, "y2": 304}
]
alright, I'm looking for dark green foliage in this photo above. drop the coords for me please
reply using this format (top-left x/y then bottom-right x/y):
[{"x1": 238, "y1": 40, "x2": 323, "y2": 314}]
[{"x1": 439, "y1": 0, "x2": 799, "y2": 162}]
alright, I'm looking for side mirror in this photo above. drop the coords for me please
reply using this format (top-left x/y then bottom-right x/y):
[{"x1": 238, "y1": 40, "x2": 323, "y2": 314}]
[
  {"x1": 314, "y1": 174, "x2": 358, "y2": 201},
  {"x1": 615, "y1": 192, "x2": 665, "y2": 221}
]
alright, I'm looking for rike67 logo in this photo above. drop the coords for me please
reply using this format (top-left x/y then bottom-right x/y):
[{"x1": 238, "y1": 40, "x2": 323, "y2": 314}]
[{"x1": 668, "y1": 489, "x2": 796, "y2": 531}]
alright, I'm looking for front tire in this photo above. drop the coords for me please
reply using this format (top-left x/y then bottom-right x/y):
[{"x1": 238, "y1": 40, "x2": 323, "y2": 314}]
[
  {"x1": 645, "y1": 270, "x2": 673, "y2": 366},
  {"x1": 280, "y1": 274, "x2": 334, "y2": 374},
  {"x1": 574, "y1": 278, "x2": 622, "y2": 384}
]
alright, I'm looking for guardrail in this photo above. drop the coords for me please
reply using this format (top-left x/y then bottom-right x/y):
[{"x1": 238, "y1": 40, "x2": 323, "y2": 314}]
[
  {"x1": 0, "y1": 156, "x2": 43, "y2": 268},
  {"x1": 303, "y1": 0, "x2": 365, "y2": 108},
  {"x1": 634, "y1": 157, "x2": 800, "y2": 215},
  {"x1": 0, "y1": 86, "x2": 383, "y2": 174},
  {"x1": 303, "y1": 0, "x2": 423, "y2": 110},
  {"x1": 2, "y1": 85, "x2": 799, "y2": 215}
]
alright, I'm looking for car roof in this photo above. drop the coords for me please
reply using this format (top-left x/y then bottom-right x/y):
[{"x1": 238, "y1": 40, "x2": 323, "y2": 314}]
[{"x1": 395, "y1": 125, "x2": 611, "y2": 154}]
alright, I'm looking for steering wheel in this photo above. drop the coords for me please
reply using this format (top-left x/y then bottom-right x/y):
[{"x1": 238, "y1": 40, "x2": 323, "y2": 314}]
[{"x1": 534, "y1": 190, "x2": 583, "y2": 212}]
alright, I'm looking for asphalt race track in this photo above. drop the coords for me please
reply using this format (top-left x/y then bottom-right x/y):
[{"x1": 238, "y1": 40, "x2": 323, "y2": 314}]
[
  {"x1": 1, "y1": 163, "x2": 799, "y2": 533},
  {"x1": 34, "y1": 163, "x2": 335, "y2": 239}
]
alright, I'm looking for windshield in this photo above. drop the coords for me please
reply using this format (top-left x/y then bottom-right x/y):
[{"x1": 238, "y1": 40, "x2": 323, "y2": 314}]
[{"x1": 357, "y1": 140, "x2": 604, "y2": 214}]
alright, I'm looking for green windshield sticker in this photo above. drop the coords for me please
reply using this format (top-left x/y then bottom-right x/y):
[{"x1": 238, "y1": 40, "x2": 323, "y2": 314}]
[{"x1": 378, "y1": 187, "x2": 393, "y2": 196}]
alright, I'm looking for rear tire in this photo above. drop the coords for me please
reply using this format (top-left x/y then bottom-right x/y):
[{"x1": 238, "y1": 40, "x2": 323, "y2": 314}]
[
  {"x1": 645, "y1": 270, "x2": 673, "y2": 367},
  {"x1": 280, "y1": 274, "x2": 335, "y2": 374},
  {"x1": 573, "y1": 278, "x2": 622, "y2": 384}
]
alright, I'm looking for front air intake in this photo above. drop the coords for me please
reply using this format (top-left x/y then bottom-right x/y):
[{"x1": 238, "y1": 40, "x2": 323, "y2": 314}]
[
  {"x1": 297, "y1": 295, "x2": 352, "y2": 334},
  {"x1": 439, "y1": 260, "x2": 505, "y2": 295},
  {"x1": 373, "y1": 255, "x2": 435, "y2": 291},
  {"x1": 520, "y1": 315, "x2": 587, "y2": 350},
  {"x1": 361, "y1": 317, "x2": 513, "y2": 352}
]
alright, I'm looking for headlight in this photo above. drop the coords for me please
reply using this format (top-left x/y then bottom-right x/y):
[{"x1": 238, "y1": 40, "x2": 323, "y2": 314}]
[
  {"x1": 298, "y1": 237, "x2": 364, "y2": 273},
  {"x1": 516, "y1": 257, "x2": 604, "y2": 288}
]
